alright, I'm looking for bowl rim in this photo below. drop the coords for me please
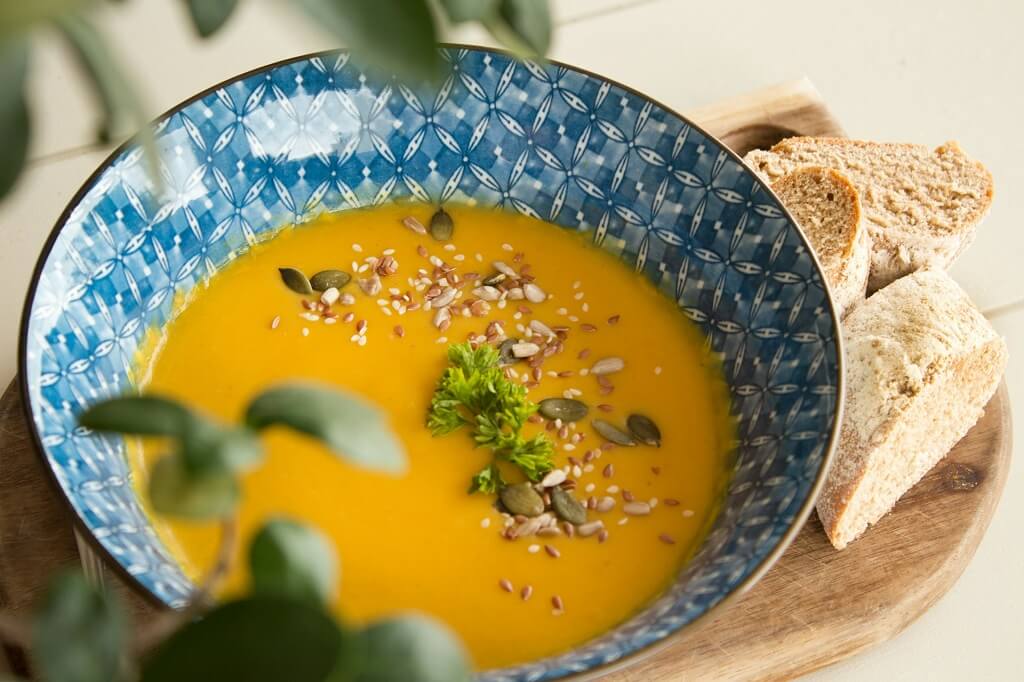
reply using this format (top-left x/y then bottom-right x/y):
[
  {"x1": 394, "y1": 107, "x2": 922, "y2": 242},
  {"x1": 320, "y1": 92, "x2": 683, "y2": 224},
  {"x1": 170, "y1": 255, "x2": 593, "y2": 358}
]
[{"x1": 17, "y1": 44, "x2": 844, "y2": 679}]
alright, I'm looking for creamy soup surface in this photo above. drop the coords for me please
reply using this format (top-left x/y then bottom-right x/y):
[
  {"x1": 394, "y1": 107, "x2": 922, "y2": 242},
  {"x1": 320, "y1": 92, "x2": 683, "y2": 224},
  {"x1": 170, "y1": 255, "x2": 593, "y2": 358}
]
[{"x1": 132, "y1": 204, "x2": 733, "y2": 669}]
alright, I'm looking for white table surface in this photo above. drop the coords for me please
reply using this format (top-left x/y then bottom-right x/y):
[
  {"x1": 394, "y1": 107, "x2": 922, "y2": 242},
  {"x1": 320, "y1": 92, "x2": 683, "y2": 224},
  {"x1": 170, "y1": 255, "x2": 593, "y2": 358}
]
[{"x1": 2, "y1": 0, "x2": 1021, "y2": 678}]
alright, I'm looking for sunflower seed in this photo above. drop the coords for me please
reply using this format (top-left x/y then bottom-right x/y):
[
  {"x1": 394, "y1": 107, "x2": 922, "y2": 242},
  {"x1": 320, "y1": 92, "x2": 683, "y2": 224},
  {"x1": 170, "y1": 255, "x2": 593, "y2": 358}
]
[
  {"x1": 402, "y1": 216, "x2": 427, "y2": 235},
  {"x1": 493, "y1": 260, "x2": 518, "y2": 277},
  {"x1": 627, "y1": 414, "x2": 662, "y2": 447},
  {"x1": 432, "y1": 287, "x2": 457, "y2": 308},
  {"x1": 623, "y1": 501, "x2": 652, "y2": 516},
  {"x1": 523, "y1": 282, "x2": 547, "y2": 303},
  {"x1": 512, "y1": 342, "x2": 540, "y2": 358},
  {"x1": 593, "y1": 419, "x2": 637, "y2": 446},
  {"x1": 591, "y1": 357, "x2": 625, "y2": 375},
  {"x1": 472, "y1": 286, "x2": 502, "y2": 301},
  {"x1": 357, "y1": 274, "x2": 382, "y2": 296},
  {"x1": 278, "y1": 267, "x2": 312, "y2": 294},
  {"x1": 577, "y1": 520, "x2": 605, "y2": 537},
  {"x1": 540, "y1": 469, "x2": 567, "y2": 487},
  {"x1": 482, "y1": 272, "x2": 507, "y2": 286}
]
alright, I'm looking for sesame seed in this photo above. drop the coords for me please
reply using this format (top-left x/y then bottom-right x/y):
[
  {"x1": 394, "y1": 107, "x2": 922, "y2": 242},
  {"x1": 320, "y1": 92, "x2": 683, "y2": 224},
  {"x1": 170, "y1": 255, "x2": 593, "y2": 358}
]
[
  {"x1": 357, "y1": 336, "x2": 367, "y2": 346},
  {"x1": 436, "y1": 336, "x2": 448, "y2": 344},
  {"x1": 563, "y1": 443, "x2": 576, "y2": 452},
  {"x1": 480, "y1": 517, "x2": 491, "y2": 528},
  {"x1": 582, "y1": 302, "x2": 590, "y2": 312},
  {"x1": 606, "y1": 485, "x2": 620, "y2": 494},
  {"x1": 454, "y1": 254, "x2": 465, "y2": 261},
  {"x1": 502, "y1": 243, "x2": 514, "y2": 252},
  {"x1": 301, "y1": 327, "x2": 309, "y2": 337},
  {"x1": 572, "y1": 281, "x2": 581, "y2": 289},
  {"x1": 574, "y1": 292, "x2": 584, "y2": 301},
  {"x1": 443, "y1": 243, "x2": 457, "y2": 252},
  {"x1": 528, "y1": 544, "x2": 540, "y2": 554},
  {"x1": 475, "y1": 253, "x2": 484, "y2": 262},
  {"x1": 585, "y1": 483, "x2": 595, "y2": 493},
  {"x1": 557, "y1": 307, "x2": 568, "y2": 315},
  {"x1": 383, "y1": 248, "x2": 395, "y2": 255},
  {"x1": 352, "y1": 243, "x2": 363, "y2": 252},
  {"x1": 654, "y1": 366, "x2": 663, "y2": 375},
  {"x1": 683, "y1": 509, "x2": 695, "y2": 517},
  {"x1": 618, "y1": 517, "x2": 629, "y2": 526},
  {"x1": 270, "y1": 315, "x2": 281, "y2": 329}
]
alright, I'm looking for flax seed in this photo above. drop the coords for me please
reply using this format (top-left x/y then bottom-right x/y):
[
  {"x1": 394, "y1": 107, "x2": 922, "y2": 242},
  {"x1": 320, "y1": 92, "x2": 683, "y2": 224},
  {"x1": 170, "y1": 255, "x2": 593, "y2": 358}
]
[
  {"x1": 521, "y1": 585, "x2": 533, "y2": 601},
  {"x1": 603, "y1": 463, "x2": 614, "y2": 478},
  {"x1": 551, "y1": 595, "x2": 564, "y2": 611},
  {"x1": 394, "y1": 325, "x2": 405, "y2": 338},
  {"x1": 597, "y1": 403, "x2": 613, "y2": 413},
  {"x1": 659, "y1": 533, "x2": 676, "y2": 545},
  {"x1": 608, "y1": 314, "x2": 620, "y2": 325},
  {"x1": 580, "y1": 323, "x2": 598, "y2": 332},
  {"x1": 663, "y1": 498, "x2": 680, "y2": 507},
  {"x1": 622, "y1": 490, "x2": 635, "y2": 502},
  {"x1": 499, "y1": 578, "x2": 514, "y2": 593},
  {"x1": 651, "y1": 466, "x2": 662, "y2": 475},
  {"x1": 597, "y1": 529, "x2": 609, "y2": 543}
]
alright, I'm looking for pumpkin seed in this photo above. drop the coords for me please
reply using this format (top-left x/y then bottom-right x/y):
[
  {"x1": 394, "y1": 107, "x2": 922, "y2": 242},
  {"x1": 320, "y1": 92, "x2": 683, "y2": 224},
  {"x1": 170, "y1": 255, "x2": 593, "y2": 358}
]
[
  {"x1": 497, "y1": 338, "x2": 519, "y2": 366},
  {"x1": 309, "y1": 269, "x2": 351, "y2": 292},
  {"x1": 592, "y1": 419, "x2": 636, "y2": 446},
  {"x1": 429, "y1": 207, "x2": 454, "y2": 241},
  {"x1": 500, "y1": 482, "x2": 545, "y2": 517},
  {"x1": 627, "y1": 414, "x2": 662, "y2": 446},
  {"x1": 538, "y1": 398, "x2": 588, "y2": 422},
  {"x1": 550, "y1": 487, "x2": 587, "y2": 525},
  {"x1": 278, "y1": 267, "x2": 312, "y2": 294}
]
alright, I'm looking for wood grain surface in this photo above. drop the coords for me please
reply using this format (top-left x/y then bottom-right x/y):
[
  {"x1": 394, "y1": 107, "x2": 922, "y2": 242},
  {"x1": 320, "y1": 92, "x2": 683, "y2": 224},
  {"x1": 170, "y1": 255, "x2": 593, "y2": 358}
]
[{"x1": 0, "y1": 79, "x2": 1012, "y2": 681}]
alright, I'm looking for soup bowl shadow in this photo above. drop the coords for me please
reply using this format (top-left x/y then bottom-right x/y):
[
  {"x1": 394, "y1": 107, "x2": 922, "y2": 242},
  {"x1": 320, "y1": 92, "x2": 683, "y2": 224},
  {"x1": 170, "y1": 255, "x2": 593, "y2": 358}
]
[{"x1": 19, "y1": 46, "x2": 842, "y2": 680}]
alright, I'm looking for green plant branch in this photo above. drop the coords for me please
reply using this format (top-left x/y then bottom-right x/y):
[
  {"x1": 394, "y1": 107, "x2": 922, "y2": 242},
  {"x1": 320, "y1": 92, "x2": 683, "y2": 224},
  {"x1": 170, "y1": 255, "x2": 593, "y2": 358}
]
[{"x1": 133, "y1": 516, "x2": 238, "y2": 654}]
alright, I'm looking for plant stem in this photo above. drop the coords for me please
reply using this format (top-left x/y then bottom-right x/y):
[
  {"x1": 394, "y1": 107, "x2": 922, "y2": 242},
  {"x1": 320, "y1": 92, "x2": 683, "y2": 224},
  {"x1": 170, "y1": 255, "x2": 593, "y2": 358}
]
[{"x1": 133, "y1": 517, "x2": 238, "y2": 653}]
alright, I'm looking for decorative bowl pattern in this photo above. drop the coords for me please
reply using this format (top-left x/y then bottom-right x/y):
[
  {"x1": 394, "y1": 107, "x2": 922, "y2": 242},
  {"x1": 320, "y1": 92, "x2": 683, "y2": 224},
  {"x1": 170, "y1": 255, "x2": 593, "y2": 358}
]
[{"x1": 20, "y1": 47, "x2": 841, "y2": 680}]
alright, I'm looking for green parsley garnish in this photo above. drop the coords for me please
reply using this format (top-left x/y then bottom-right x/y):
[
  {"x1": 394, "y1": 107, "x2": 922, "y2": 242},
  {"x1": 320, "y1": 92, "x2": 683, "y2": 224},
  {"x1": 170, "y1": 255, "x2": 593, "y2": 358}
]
[{"x1": 428, "y1": 342, "x2": 555, "y2": 493}]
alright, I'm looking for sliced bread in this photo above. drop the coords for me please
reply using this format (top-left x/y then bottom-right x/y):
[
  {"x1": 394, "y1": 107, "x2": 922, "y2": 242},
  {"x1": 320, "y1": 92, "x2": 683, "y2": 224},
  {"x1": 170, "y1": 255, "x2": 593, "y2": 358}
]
[
  {"x1": 744, "y1": 138, "x2": 994, "y2": 291},
  {"x1": 817, "y1": 269, "x2": 1007, "y2": 549},
  {"x1": 771, "y1": 167, "x2": 869, "y2": 318}
]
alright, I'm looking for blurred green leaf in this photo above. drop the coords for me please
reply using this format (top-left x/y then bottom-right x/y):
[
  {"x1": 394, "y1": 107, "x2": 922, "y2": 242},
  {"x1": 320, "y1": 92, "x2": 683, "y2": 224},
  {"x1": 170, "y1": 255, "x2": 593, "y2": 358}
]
[
  {"x1": 0, "y1": 38, "x2": 30, "y2": 200},
  {"x1": 180, "y1": 418, "x2": 263, "y2": 473},
  {"x1": 438, "y1": 0, "x2": 498, "y2": 23},
  {"x1": 249, "y1": 518, "x2": 337, "y2": 607},
  {"x1": 0, "y1": 0, "x2": 92, "y2": 39},
  {"x1": 56, "y1": 13, "x2": 144, "y2": 141},
  {"x1": 485, "y1": 0, "x2": 551, "y2": 56},
  {"x1": 79, "y1": 395, "x2": 192, "y2": 436},
  {"x1": 246, "y1": 384, "x2": 405, "y2": 473},
  {"x1": 141, "y1": 597, "x2": 346, "y2": 682},
  {"x1": 298, "y1": 0, "x2": 440, "y2": 81},
  {"x1": 33, "y1": 571, "x2": 125, "y2": 682},
  {"x1": 342, "y1": 615, "x2": 471, "y2": 682},
  {"x1": 185, "y1": 0, "x2": 239, "y2": 38},
  {"x1": 148, "y1": 453, "x2": 239, "y2": 519}
]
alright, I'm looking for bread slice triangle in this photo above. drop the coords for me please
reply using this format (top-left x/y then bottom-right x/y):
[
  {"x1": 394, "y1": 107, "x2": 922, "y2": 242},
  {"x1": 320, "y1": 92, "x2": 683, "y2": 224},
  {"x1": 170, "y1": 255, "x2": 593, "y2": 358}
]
[
  {"x1": 771, "y1": 167, "x2": 869, "y2": 317},
  {"x1": 817, "y1": 269, "x2": 1007, "y2": 549},
  {"x1": 745, "y1": 138, "x2": 993, "y2": 291}
]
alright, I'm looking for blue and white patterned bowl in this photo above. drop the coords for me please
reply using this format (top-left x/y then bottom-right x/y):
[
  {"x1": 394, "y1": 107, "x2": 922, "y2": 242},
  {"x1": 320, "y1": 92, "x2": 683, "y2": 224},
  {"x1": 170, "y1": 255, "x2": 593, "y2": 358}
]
[{"x1": 19, "y1": 47, "x2": 841, "y2": 679}]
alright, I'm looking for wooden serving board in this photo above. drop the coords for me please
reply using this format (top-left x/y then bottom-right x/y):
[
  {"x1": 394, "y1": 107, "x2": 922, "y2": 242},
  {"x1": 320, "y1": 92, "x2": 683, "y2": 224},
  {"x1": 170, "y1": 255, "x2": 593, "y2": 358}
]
[{"x1": 0, "y1": 79, "x2": 1013, "y2": 680}]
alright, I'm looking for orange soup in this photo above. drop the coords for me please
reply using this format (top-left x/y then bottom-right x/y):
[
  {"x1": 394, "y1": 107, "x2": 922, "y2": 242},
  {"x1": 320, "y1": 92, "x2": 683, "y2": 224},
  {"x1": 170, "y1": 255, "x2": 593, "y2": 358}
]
[{"x1": 131, "y1": 204, "x2": 733, "y2": 669}]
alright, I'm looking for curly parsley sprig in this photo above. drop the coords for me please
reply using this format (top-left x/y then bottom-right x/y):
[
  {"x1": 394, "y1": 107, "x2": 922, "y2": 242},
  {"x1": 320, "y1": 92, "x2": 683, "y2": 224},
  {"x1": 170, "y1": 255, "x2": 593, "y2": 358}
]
[{"x1": 428, "y1": 343, "x2": 555, "y2": 493}]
